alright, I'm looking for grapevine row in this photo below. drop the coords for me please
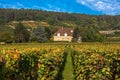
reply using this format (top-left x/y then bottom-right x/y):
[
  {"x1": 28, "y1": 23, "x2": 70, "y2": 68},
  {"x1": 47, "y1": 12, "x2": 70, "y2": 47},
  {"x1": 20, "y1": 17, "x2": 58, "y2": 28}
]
[
  {"x1": 0, "y1": 47, "x2": 66, "y2": 80},
  {"x1": 72, "y1": 49, "x2": 120, "y2": 80}
]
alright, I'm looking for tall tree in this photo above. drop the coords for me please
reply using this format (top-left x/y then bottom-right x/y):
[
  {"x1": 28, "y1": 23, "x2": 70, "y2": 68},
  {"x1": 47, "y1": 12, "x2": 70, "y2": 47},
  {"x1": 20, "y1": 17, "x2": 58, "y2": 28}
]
[
  {"x1": 14, "y1": 23, "x2": 30, "y2": 43},
  {"x1": 44, "y1": 27, "x2": 52, "y2": 39},
  {"x1": 72, "y1": 27, "x2": 81, "y2": 42},
  {"x1": 30, "y1": 26, "x2": 48, "y2": 42}
]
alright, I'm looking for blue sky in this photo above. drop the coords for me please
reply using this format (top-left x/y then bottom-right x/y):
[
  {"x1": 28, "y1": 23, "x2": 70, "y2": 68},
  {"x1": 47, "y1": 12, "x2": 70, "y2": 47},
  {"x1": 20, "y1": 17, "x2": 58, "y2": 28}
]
[{"x1": 0, "y1": 0, "x2": 120, "y2": 15}]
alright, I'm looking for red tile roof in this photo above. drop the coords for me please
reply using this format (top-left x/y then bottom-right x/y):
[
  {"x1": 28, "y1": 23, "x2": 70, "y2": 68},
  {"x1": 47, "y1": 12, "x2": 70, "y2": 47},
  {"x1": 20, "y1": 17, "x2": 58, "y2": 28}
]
[{"x1": 54, "y1": 27, "x2": 74, "y2": 36}]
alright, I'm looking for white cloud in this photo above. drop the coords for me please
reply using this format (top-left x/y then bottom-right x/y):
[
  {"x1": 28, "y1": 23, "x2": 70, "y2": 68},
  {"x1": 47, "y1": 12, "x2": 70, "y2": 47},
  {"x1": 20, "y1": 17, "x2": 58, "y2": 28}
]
[
  {"x1": 17, "y1": 2, "x2": 24, "y2": 7},
  {"x1": 48, "y1": 4, "x2": 61, "y2": 12},
  {"x1": 87, "y1": 0, "x2": 95, "y2": 2},
  {"x1": 32, "y1": 5, "x2": 61, "y2": 12},
  {"x1": 77, "y1": 0, "x2": 120, "y2": 15},
  {"x1": 77, "y1": 0, "x2": 86, "y2": 5},
  {"x1": 0, "y1": 2, "x2": 24, "y2": 9}
]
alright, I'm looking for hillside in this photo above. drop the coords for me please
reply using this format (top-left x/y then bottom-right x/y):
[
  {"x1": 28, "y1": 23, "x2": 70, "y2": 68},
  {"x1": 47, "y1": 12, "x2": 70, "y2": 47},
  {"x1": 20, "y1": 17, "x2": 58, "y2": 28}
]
[
  {"x1": 8, "y1": 21, "x2": 50, "y2": 28},
  {"x1": 0, "y1": 8, "x2": 120, "y2": 29},
  {"x1": 0, "y1": 8, "x2": 120, "y2": 42}
]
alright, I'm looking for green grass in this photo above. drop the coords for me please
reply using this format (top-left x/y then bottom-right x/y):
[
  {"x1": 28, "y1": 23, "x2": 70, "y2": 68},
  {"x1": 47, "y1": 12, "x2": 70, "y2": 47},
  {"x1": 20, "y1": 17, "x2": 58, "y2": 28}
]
[{"x1": 62, "y1": 48, "x2": 74, "y2": 80}]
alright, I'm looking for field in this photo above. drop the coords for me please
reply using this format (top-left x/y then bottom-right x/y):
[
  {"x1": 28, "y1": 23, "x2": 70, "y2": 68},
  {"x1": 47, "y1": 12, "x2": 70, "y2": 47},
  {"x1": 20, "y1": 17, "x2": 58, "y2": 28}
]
[{"x1": 0, "y1": 43, "x2": 120, "y2": 80}]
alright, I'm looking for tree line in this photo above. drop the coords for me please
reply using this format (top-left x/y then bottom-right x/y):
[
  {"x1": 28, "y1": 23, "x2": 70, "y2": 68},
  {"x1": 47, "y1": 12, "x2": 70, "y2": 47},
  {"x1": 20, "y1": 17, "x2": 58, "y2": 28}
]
[
  {"x1": 0, "y1": 22, "x2": 106, "y2": 43},
  {"x1": 13, "y1": 23, "x2": 54, "y2": 43},
  {"x1": 0, "y1": 8, "x2": 120, "y2": 30}
]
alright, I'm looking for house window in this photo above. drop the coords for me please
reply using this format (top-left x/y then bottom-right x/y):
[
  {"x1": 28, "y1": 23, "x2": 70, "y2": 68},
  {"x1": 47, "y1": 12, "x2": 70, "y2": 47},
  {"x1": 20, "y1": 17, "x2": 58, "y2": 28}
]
[
  {"x1": 57, "y1": 33, "x2": 60, "y2": 36},
  {"x1": 64, "y1": 33, "x2": 67, "y2": 36}
]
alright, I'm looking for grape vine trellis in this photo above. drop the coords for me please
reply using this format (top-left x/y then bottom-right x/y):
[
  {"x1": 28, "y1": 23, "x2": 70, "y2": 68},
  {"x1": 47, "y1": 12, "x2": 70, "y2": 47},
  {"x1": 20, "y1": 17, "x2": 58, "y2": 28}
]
[
  {"x1": 72, "y1": 50, "x2": 120, "y2": 80},
  {"x1": 0, "y1": 43, "x2": 120, "y2": 80}
]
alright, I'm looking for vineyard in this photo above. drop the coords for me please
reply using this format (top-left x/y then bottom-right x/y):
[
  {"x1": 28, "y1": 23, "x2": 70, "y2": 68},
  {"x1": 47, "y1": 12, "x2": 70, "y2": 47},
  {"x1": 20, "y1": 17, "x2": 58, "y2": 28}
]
[{"x1": 0, "y1": 43, "x2": 120, "y2": 80}]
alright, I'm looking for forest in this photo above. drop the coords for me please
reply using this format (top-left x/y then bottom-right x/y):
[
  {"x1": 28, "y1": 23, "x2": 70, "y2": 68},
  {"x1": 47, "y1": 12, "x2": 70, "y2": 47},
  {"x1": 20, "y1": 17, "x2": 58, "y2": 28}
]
[{"x1": 0, "y1": 8, "x2": 120, "y2": 43}]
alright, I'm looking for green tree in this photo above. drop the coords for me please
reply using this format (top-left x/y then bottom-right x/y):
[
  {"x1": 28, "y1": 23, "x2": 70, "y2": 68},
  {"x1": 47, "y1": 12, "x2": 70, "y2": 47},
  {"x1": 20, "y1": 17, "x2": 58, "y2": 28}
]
[
  {"x1": 0, "y1": 32, "x2": 13, "y2": 43},
  {"x1": 14, "y1": 23, "x2": 30, "y2": 43},
  {"x1": 72, "y1": 27, "x2": 81, "y2": 42},
  {"x1": 30, "y1": 26, "x2": 48, "y2": 42},
  {"x1": 46, "y1": 17, "x2": 57, "y2": 25},
  {"x1": 80, "y1": 26, "x2": 106, "y2": 42},
  {"x1": 0, "y1": 17, "x2": 4, "y2": 24},
  {"x1": 44, "y1": 27, "x2": 52, "y2": 39}
]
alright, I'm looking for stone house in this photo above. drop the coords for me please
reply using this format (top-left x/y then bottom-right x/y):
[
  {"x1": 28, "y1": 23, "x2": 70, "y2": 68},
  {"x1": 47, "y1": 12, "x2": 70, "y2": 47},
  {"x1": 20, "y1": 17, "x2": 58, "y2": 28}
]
[{"x1": 53, "y1": 27, "x2": 74, "y2": 42}]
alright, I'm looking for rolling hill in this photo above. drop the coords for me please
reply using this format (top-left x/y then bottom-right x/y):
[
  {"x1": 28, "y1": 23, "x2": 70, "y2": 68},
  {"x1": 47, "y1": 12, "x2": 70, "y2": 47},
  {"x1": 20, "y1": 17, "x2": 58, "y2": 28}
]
[{"x1": 0, "y1": 8, "x2": 120, "y2": 42}]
